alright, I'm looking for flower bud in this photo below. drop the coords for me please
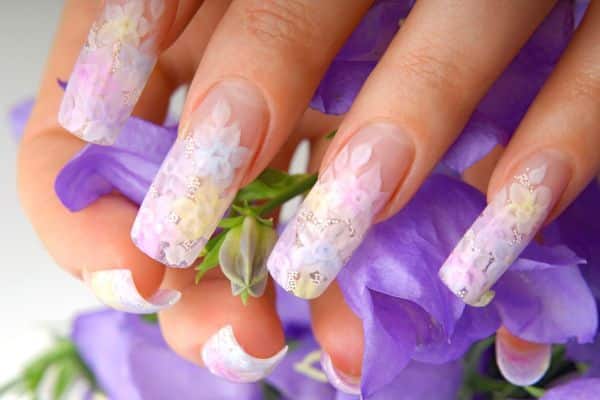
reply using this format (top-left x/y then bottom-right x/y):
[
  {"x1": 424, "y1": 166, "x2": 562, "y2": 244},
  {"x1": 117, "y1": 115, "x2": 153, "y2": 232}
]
[{"x1": 219, "y1": 216, "x2": 276, "y2": 302}]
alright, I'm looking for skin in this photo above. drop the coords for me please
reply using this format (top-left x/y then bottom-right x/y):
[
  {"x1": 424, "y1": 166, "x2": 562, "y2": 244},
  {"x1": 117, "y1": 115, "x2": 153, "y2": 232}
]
[{"x1": 18, "y1": 0, "x2": 600, "y2": 380}]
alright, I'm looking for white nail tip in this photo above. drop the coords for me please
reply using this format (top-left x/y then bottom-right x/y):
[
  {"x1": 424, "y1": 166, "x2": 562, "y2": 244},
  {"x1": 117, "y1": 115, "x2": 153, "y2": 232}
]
[
  {"x1": 320, "y1": 352, "x2": 361, "y2": 395},
  {"x1": 496, "y1": 328, "x2": 550, "y2": 386},
  {"x1": 84, "y1": 269, "x2": 180, "y2": 314},
  {"x1": 201, "y1": 325, "x2": 288, "y2": 383}
]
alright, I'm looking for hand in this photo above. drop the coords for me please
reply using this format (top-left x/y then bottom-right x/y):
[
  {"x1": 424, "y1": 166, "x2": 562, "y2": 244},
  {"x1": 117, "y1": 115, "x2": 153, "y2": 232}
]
[{"x1": 18, "y1": 0, "x2": 600, "y2": 393}]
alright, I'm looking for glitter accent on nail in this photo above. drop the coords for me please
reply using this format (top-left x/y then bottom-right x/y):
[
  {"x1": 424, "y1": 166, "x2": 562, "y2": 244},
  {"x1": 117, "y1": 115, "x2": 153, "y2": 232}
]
[
  {"x1": 268, "y1": 143, "x2": 384, "y2": 299},
  {"x1": 439, "y1": 164, "x2": 553, "y2": 306}
]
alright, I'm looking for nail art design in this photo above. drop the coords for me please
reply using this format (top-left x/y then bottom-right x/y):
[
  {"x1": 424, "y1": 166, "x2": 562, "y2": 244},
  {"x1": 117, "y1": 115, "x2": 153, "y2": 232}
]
[
  {"x1": 84, "y1": 269, "x2": 180, "y2": 314},
  {"x1": 201, "y1": 325, "x2": 288, "y2": 383},
  {"x1": 59, "y1": 0, "x2": 164, "y2": 145},
  {"x1": 496, "y1": 326, "x2": 550, "y2": 386},
  {"x1": 132, "y1": 99, "x2": 250, "y2": 267},
  {"x1": 439, "y1": 164, "x2": 554, "y2": 306},
  {"x1": 268, "y1": 143, "x2": 384, "y2": 299},
  {"x1": 320, "y1": 352, "x2": 361, "y2": 395}
]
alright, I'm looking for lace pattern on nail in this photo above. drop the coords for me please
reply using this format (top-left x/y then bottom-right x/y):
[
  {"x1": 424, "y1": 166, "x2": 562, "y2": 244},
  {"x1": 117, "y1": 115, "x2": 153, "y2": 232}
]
[
  {"x1": 132, "y1": 100, "x2": 249, "y2": 266},
  {"x1": 440, "y1": 164, "x2": 552, "y2": 305},
  {"x1": 269, "y1": 143, "x2": 384, "y2": 298},
  {"x1": 59, "y1": 0, "x2": 164, "y2": 144}
]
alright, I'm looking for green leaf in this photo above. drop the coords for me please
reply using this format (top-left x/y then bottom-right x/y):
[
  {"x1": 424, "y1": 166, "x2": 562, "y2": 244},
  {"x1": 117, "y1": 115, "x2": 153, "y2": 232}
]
[
  {"x1": 324, "y1": 129, "x2": 338, "y2": 140},
  {"x1": 53, "y1": 361, "x2": 77, "y2": 399},
  {"x1": 235, "y1": 168, "x2": 313, "y2": 202},
  {"x1": 218, "y1": 216, "x2": 245, "y2": 229},
  {"x1": 195, "y1": 233, "x2": 227, "y2": 283},
  {"x1": 141, "y1": 314, "x2": 158, "y2": 324},
  {"x1": 240, "y1": 290, "x2": 249, "y2": 306},
  {"x1": 524, "y1": 386, "x2": 545, "y2": 398},
  {"x1": 262, "y1": 382, "x2": 282, "y2": 400}
]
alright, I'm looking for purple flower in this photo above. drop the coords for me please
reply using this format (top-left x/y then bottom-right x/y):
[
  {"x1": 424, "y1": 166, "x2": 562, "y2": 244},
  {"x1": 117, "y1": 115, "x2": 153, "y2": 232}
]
[
  {"x1": 337, "y1": 173, "x2": 597, "y2": 396},
  {"x1": 71, "y1": 309, "x2": 263, "y2": 400},
  {"x1": 541, "y1": 378, "x2": 600, "y2": 400},
  {"x1": 55, "y1": 117, "x2": 176, "y2": 211}
]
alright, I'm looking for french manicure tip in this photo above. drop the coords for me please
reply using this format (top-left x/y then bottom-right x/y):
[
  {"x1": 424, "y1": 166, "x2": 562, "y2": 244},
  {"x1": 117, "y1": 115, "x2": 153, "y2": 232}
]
[
  {"x1": 84, "y1": 269, "x2": 181, "y2": 314},
  {"x1": 201, "y1": 325, "x2": 288, "y2": 383},
  {"x1": 320, "y1": 352, "x2": 361, "y2": 395}
]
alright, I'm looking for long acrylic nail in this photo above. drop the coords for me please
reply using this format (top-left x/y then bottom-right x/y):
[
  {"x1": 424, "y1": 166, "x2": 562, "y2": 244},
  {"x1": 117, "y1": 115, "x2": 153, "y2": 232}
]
[
  {"x1": 201, "y1": 325, "x2": 287, "y2": 383},
  {"x1": 84, "y1": 269, "x2": 180, "y2": 314},
  {"x1": 59, "y1": 0, "x2": 167, "y2": 145},
  {"x1": 268, "y1": 123, "x2": 413, "y2": 299},
  {"x1": 320, "y1": 352, "x2": 361, "y2": 395},
  {"x1": 439, "y1": 151, "x2": 571, "y2": 306},
  {"x1": 496, "y1": 326, "x2": 550, "y2": 386},
  {"x1": 132, "y1": 81, "x2": 267, "y2": 267}
]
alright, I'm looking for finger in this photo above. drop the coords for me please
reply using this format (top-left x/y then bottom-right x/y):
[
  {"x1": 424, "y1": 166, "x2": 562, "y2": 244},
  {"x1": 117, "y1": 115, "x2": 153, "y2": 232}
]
[
  {"x1": 159, "y1": 269, "x2": 287, "y2": 382},
  {"x1": 18, "y1": 0, "x2": 225, "y2": 313},
  {"x1": 440, "y1": 1, "x2": 600, "y2": 306},
  {"x1": 131, "y1": 0, "x2": 372, "y2": 267},
  {"x1": 58, "y1": 0, "x2": 203, "y2": 145},
  {"x1": 269, "y1": 0, "x2": 558, "y2": 299},
  {"x1": 310, "y1": 284, "x2": 364, "y2": 395}
]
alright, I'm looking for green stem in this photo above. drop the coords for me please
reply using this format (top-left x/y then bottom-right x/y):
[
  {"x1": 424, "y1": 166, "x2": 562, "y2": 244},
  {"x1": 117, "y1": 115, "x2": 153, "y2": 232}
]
[
  {"x1": 256, "y1": 173, "x2": 317, "y2": 215},
  {"x1": 0, "y1": 377, "x2": 22, "y2": 395}
]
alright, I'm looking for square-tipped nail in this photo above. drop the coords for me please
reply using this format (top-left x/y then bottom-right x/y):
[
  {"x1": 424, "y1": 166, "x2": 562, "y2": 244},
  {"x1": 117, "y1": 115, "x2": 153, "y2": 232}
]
[
  {"x1": 132, "y1": 81, "x2": 267, "y2": 267},
  {"x1": 439, "y1": 153, "x2": 570, "y2": 305},
  {"x1": 201, "y1": 325, "x2": 287, "y2": 383},
  {"x1": 59, "y1": 0, "x2": 165, "y2": 145},
  {"x1": 268, "y1": 123, "x2": 413, "y2": 299},
  {"x1": 84, "y1": 269, "x2": 180, "y2": 314}
]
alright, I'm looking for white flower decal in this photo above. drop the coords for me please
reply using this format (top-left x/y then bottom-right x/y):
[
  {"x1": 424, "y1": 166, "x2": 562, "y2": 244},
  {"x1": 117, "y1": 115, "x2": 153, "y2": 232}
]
[
  {"x1": 189, "y1": 100, "x2": 249, "y2": 188},
  {"x1": 96, "y1": 0, "x2": 151, "y2": 47}
]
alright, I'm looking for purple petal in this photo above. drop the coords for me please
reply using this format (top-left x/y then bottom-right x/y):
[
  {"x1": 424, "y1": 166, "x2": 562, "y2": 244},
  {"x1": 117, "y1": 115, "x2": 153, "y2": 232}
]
[
  {"x1": 494, "y1": 264, "x2": 597, "y2": 344},
  {"x1": 8, "y1": 98, "x2": 34, "y2": 141},
  {"x1": 55, "y1": 117, "x2": 176, "y2": 210},
  {"x1": 266, "y1": 334, "x2": 336, "y2": 400},
  {"x1": 310, "y1": 0, "x2": 413, "y2": 115},
  {"x1": 338, "y1": 175, "x2": 495, "y2": 394},
  {"x1": 541, "y1": 378, "x2": 600, "y2": 400},
  {"x1": 72, "y1": 309, "x2": 262, "y2": 400},
  {"x1": 369, "y1": 360, "x2": 463, "y2": 400}
]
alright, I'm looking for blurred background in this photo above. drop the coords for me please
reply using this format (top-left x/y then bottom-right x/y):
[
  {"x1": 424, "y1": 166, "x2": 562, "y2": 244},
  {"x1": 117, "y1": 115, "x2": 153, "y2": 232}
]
[{"x1": 0, "y1": 2, "x2": 100, "y2": 393}]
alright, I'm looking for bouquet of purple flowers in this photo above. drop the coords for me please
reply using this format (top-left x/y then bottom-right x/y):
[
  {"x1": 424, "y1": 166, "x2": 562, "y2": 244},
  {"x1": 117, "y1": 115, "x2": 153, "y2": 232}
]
[{"x1": 5, "y1": 1, "x2": 600, "y2": 399}]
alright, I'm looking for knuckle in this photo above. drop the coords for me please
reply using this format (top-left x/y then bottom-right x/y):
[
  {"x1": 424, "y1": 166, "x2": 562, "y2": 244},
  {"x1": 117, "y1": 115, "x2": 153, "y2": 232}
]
[
  {"x1": 396, "y1": 49, "x2": 465, "y2": 95},
  {"x1": 570, "y1": 62, "x2": 600, "y2": 103},
  {"x1": 241, "y1": 0, "x2": 318, "y2": 59},
  {"x1": 393, "y1": 39, "x2": 477, "y2": 107}
]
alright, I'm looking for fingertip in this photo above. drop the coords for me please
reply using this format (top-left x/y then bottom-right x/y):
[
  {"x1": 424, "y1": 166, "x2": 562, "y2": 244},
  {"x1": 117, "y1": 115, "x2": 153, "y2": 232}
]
[
  {"x1": 159, "y1": 276, "x2": 286, "y2": 381},
  {"x1": 310, "y1": 283, "x2": 364, "y2": 378}
]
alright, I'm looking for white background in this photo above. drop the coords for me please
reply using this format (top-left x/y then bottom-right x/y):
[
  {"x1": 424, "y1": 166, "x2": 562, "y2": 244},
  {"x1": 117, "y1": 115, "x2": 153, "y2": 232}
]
[{"x1": 0, "y1": 2, "x2": 101, "y2": 397}]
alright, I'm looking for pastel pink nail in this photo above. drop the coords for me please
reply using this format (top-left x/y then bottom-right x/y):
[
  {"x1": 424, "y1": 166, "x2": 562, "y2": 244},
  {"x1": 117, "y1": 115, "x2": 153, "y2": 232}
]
[
  {"x1": 268, "y1": 123, "x2": 414, "y2": 299},
  {"x1": 496, "y1": 326, "x2": 550, "y2": 386},
  {"x1": 439, "y1": 151, "x2": 571, "y2": 306},
  {"x1": 132, "y1": 81, "x2": 267, "y2": 267},
  {"x1": 320, "y1": 352, "x2": 361, "y2": 395},
  {"x1": 59, "y1": 0, "x2": 168, "y2": 145},
  {"x1": 201, "y1": 325, "x2": 287, "y2": 383}
]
